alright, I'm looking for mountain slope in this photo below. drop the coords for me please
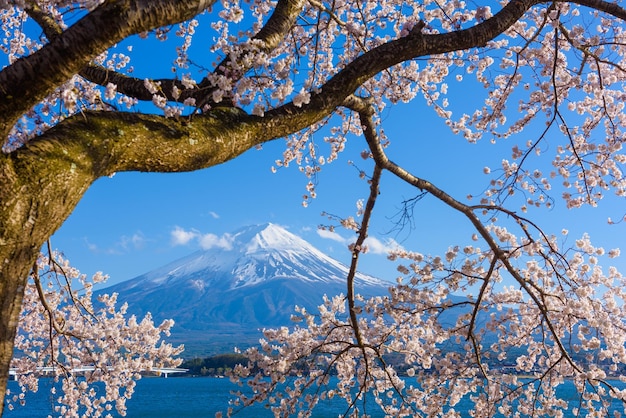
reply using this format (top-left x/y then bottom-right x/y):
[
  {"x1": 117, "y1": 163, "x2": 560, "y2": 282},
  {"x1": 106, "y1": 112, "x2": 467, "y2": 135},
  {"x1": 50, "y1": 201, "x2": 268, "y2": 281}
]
[{"x1": 98, "y1": 223, "x2": 390, "y2": 355}]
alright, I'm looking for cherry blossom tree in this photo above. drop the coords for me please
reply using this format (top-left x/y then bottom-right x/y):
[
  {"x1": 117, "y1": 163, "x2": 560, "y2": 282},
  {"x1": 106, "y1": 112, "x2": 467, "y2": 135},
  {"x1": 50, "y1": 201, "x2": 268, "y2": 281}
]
[
  {"x1": 1, "y1": 0, "x2": 626, "y2": 416},
  {"x1": 8, "y1": 249, "x2": 182, "y2": 417}
]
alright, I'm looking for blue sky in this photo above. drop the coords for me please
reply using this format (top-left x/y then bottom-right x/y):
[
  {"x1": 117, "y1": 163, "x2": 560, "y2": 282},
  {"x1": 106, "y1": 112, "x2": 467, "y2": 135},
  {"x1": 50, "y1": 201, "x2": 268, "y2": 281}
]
[
  {"x1": 39, "y1": 6, "x2": 626, "y2": 290},
  {"x1": 49, "y1": 90, "x2": 626, "y2": 288}
]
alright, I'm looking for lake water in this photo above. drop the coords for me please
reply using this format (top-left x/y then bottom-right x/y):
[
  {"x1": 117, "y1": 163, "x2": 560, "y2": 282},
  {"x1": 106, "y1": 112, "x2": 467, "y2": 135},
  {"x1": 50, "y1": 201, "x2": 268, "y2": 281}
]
[
  {"x1": 7, "y1": 377, "x2": 357, "y2": 418},
  {"x1": 6, "y1": 376, "x2": 626, "y2": 417}
]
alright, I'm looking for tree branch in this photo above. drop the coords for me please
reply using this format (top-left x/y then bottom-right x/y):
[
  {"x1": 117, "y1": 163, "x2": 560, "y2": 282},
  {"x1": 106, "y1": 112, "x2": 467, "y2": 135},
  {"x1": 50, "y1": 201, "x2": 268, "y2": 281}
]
[
  {"x1": 25, "y1": 3, "x2": 196, "y2": 103},
  {"x1": 363, "y1": 114, "x2": 582, "y2": 374},
  {"x1": 194, "y1": 0, "x2": 307, "y2": 109},
  {"x1": 26, "y1": 0, "x2": 306, "y2": 107},
  {"x1": 11, "y1": 107, "x2": 267, "y2": 177},
  {"x1": 0, "y1": 0, "x2": 217, "y2": 137},
  {"x1": 567, "y1": 0, "x2": 626, "y2": 20},
  {"x1": 79, "y1": 0, "x2": 307, "y2": 107}
]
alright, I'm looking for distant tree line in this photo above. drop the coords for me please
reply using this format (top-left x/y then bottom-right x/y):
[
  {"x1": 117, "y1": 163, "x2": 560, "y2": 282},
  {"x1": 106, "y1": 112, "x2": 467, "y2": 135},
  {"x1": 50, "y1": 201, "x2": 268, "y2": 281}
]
[
  {"x1": 180, "y1": 351, "x2": 429, "y2": 377},
  {"x1": 181, "y1": 347, "x2": 626, "y2": 379},
  {"x1": 181, "y1": 354, "x2": 249, "y2": 376}
]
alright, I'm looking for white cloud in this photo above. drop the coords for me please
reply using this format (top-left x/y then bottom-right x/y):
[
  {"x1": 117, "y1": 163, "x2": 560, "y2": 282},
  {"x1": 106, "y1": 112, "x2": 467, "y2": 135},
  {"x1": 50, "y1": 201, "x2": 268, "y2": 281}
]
[
  {"x1": 317, "y1": 229, "x2": 347, "y2": 243},
  {"x1": 171, "y1": 226, "x2": 198, "y2": 246},
  {"x1": 364, "y1": 237, "x2": 404, "y2": 255},
  {"x1": 170, "y1": 227, "x2": 234, "y2": 250},
  {"x1": 198, "y1": 233, "x2": 234, "y2": 250},
  {"x1": 208, "y1": 211, "x2": 220, "y2": 219},
  {"x1": 317, "y1": 228, "x2": 404, "y2": 255},
  {"x1": 120, "y1": 232, "x2": 145, "y2": 250}
]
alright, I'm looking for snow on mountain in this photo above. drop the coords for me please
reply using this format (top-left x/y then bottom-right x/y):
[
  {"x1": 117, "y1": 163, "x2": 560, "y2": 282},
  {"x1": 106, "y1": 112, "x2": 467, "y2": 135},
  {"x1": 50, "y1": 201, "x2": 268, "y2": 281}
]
[
  {"x1": 98, "y1": 223, "x2": 390, "y2": 356},
  {"x1": 115, "y1": 223, "x2": 385, "y2": 291}
]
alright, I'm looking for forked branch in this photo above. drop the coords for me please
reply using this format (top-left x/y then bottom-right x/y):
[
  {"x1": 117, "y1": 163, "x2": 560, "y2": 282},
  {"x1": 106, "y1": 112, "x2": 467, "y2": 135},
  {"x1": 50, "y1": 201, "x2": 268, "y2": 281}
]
[{"x1": 345, "y1": 94, "x2": 582, "y2": 374}]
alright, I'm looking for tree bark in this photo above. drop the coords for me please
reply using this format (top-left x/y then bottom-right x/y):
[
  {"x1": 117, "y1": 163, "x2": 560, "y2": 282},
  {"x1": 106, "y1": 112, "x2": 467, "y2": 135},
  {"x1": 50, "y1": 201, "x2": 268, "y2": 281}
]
[{"x1": 0, "y1": 248, "x2": 30, "y2": 416}]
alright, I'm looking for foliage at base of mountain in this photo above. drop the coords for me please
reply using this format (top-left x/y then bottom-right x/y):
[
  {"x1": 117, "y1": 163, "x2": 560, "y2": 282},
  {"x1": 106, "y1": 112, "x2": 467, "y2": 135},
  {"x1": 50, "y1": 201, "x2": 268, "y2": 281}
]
[{"x1": 181, "y1": 354, "x2": 249, "y2": 376}]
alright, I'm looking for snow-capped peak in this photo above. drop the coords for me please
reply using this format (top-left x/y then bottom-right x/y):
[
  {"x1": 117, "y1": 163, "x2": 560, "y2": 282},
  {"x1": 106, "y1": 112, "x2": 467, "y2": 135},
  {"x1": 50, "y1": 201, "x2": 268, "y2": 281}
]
[
  {"x1": 114, "y1": 223, "x2": 386, "y2": 291},
  {"x1": 236, "y1": 223, "x2": 314, "y2": 253}
]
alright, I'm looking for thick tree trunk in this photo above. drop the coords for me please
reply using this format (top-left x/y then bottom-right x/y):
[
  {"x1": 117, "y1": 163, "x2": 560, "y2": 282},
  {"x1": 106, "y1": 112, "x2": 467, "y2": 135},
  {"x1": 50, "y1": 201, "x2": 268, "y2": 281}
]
[
  {"x1": 0, "y1": 249, "x2": 32, "y2": 417},
  {"x1": 1, "y1": 160, "x2": 20, "y2": 417},
  {"x1": 0, "y1": 144, "x2": 96, "y2": 415}
]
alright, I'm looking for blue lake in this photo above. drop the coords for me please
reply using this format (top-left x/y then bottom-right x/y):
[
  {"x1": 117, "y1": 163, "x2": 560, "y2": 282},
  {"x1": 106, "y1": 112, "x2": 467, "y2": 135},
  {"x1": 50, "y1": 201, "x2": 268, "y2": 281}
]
[
  {"x1": 7, "y1": 377, "x2": 358, "y2": 417},
  {"x1": 6, "y1": 376, "x2": 626, "y2": 417}
]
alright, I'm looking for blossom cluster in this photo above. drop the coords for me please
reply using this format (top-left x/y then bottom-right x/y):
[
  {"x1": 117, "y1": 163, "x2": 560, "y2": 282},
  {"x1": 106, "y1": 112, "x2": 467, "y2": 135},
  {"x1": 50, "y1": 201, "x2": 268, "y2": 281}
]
[
  {"x1": 6, "y1": 252, "x2": 183, "y2": 417},
  {"x1": 228, "y1": 230, "x2": 626, "y2": 417}
]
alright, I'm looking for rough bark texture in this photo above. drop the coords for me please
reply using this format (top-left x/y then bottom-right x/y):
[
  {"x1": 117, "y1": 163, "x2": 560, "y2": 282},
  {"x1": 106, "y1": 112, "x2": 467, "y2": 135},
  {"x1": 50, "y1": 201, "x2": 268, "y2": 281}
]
[{"x1": 2, "y1": 0, "x2": 625, "y2": 414}]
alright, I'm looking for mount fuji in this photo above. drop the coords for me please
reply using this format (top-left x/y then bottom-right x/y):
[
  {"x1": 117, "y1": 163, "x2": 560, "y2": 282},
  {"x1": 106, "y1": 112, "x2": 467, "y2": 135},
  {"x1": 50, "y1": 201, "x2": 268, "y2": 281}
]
[{"x1": 98, "y1": 223, "x2": 391, "y2": 355}]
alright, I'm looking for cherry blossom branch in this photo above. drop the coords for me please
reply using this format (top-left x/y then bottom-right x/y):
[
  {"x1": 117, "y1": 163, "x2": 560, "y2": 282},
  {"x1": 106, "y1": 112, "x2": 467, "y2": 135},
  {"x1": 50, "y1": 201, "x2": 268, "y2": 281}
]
[
  {"x1": 333, "y1": 114, "x2": 384, "y2": 414},
  {"x1": 30, "y1": 257, "x2": 90, "y2": 343},
  {"x1": 548, "y1": 23, "x2": 594, "y2": 206},
  {"x1": 44, "y1": 240, "x2": 98, "y2": 320},
  {"x1": 30, "y1": 261, "x2": 63, "y2": 336},
  {"x1": 24, "y1": 2, "x2": 205, "y2": 104},
  {"x1": 344, "y1": 100, "x2": 434, "y2": 415},
  {"x1": 485, "y1": 5, "x2": 558, "y2": 204},
  {"x1": 460, "y1": 2, "x2": 624, "y2": 208},
  {"x1": 557, "y1": 22, "x2": 626, "y2": 75},
  {"x1": 30, "y1": 256, "x2": 95, "y2": 391},
  {"x1": 467, "y1": 255, "x2": 497, "y2": 336},
  {"x1": 307, "y1": 0, "x2": 368, "y2": 54},
  {"x1": 340, "y1": 123, "x2": 377, "y2": 270},
  {"x1": 0, "y1": 0, "x2": 217, "y2": 136},
  {"x1": 195, "y1": 0, "x2": 307, "y2": 109},
  {"x1": 353, "y1": 100, "x2": 583, "y2": 376},
  {"x1": 344, "y1": 166, "x2": 381, "y2": 349},
  {"x1": 568, "y1": 0, "x2": 626, "y2": 20},
  {"x1": 30, "y1": 0, "x2": 306, "y2": 108}
]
